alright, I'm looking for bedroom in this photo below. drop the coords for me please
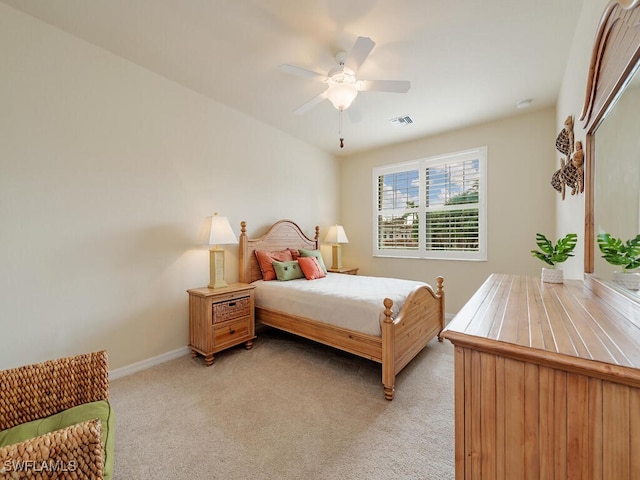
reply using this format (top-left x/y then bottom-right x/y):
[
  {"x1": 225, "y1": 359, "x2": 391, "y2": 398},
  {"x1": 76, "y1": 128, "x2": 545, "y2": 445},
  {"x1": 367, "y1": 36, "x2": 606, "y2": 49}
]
[
  {"x1": 0, "y1": 0, "x2": 624, "y2": 477},
  {"x1": 0, "y1": 0, "x2": 596, "y2": 372}
]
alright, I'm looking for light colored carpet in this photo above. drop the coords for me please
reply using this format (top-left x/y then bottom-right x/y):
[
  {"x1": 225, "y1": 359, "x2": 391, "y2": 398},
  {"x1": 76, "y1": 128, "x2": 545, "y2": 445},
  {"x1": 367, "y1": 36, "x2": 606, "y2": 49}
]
[{"x1": 110, "y1": 326, "x2": 455, "y2": 479}]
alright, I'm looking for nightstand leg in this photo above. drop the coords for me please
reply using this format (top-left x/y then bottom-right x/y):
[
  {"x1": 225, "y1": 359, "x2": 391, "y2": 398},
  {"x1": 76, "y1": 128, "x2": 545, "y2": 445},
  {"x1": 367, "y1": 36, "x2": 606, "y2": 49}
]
[
  {"x1": 204, "y1": 354, "x2": 214, "y2": 366},
  {"x1": 190, "y1": 348, "x2": 197, "y2": 358},
  {"x1": 245, "y1": 340, "x2": 254, "y2": 350}
]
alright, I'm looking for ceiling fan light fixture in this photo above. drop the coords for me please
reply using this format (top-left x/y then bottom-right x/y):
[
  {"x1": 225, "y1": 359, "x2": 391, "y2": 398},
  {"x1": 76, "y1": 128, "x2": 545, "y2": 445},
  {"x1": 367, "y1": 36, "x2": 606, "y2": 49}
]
[
  {"x1": 281, "y1": 36, "x2": 409, "y2": 117},
  {"x1": 326, "y1": 82, "x2": 358, "y2": 111}
]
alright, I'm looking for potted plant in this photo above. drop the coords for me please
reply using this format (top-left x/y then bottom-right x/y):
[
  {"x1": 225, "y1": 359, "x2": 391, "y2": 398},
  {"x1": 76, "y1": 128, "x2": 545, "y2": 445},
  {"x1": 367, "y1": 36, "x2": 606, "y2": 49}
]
[
  {"x1": 596, "y1": 232, "x2": 640, "y2": 290},
  {"x1": 531, "y1": 233, "x2": 578, "y2": 283}
]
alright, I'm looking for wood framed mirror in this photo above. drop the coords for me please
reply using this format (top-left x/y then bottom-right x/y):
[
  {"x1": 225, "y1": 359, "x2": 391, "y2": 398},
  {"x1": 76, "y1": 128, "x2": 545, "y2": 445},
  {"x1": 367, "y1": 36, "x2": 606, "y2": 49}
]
[{"x1": 581, "y1": 0, "x2": 640, "y2": 280}]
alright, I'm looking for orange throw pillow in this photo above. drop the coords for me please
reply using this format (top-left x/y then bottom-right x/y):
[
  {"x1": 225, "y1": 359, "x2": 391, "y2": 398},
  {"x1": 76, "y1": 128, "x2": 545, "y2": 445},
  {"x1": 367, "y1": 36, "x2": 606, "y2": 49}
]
[
  {"x1": 298, "y1": 256, "x2": 326, "y2": 280},
  {"x1": 288, "y1": 248, "x2": 300, "y2": 260},
  {"x1": 255, "y1": 249, "x2": 293, "y2": 281}
]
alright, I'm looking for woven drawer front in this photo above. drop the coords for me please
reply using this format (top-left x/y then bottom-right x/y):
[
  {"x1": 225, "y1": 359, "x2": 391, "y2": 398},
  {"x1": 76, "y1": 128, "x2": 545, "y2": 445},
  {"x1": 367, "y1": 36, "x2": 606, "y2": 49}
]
[{"x1": 212, "y1": 296, "x2": 250, "y2": 324}]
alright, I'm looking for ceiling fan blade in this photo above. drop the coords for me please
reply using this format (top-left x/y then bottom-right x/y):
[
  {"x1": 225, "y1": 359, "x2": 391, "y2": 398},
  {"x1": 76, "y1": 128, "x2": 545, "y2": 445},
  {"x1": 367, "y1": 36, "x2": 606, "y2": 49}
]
[
  {"x1": 278, "y1": 64, "x2": 326, "y2": 81},
  {"x1": 293, "y1": 91, "x2": 328, "y2": 115},
  {"x1": 344, "y1": 36, "x2": 375, "y2": 73},
  {"x1": 358, "y1": 80, "x2": 411, "y2": 93}
]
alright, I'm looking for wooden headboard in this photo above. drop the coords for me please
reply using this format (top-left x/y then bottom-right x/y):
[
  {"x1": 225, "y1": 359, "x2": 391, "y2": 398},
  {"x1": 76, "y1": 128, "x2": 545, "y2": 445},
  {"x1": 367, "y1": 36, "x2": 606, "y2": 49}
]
[{"x1": 239, "y1": 219, "x2": 319, "y2": 284}]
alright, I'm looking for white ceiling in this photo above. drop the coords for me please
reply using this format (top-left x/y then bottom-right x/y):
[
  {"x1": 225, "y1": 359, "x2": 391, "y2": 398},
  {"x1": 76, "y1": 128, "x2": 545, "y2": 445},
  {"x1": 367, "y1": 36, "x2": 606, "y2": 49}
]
[{"x1": 3, "y1": 0, "x2": 584, "y2": 156}]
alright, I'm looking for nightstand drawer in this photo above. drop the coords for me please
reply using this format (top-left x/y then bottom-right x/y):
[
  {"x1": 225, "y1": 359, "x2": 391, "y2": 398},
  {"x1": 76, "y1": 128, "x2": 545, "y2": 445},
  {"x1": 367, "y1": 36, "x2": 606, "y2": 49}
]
[
  {"x1": 214, "y1": 318, "x2": 250, "y2": 347},
  {"x1": 212, "y1": 296, "x2": 251, "y2": 324}
]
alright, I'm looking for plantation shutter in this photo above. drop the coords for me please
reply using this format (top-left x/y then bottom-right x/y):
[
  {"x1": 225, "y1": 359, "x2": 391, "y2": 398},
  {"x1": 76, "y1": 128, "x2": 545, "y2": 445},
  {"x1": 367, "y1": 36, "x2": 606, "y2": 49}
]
[
  {"x1": 375, "y1": 165, "x2": 420, "y2": 251},
  {"x1": 373, "y1": 147, "x2": 486, "y2": 261},
  {"x1": 425, "y1": 159, "x2": 480, "y2": 252}
]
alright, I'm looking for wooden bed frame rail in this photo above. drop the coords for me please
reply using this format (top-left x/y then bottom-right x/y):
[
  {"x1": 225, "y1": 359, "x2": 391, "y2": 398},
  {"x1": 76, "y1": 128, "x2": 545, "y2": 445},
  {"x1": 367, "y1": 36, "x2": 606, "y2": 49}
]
[{"x1": 239, "y1": 219, "x2": 444, "y2": 400}]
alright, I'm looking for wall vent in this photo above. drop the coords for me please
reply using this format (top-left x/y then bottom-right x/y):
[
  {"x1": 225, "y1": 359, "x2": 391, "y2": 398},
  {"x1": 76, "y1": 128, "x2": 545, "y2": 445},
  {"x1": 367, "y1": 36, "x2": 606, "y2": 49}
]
[{"x1": 390, "y1": 115, "x2": 414, "y2": 127}]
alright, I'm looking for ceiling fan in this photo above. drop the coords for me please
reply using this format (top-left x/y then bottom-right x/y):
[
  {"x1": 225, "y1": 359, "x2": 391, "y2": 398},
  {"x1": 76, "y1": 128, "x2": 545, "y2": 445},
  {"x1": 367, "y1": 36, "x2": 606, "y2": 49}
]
[{"x1": 279, "y1": 36, "x2": 411, "y2": 115}]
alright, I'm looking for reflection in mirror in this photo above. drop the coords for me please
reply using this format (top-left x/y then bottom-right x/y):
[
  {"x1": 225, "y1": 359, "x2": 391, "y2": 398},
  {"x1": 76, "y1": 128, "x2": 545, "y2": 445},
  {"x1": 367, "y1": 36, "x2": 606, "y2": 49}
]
[
  {"x1": 581, "y1": 0, "x2": 640, "y2": 299},
  {"x1": 594, "y1": 70, "x2": 640, "y2": 285}
]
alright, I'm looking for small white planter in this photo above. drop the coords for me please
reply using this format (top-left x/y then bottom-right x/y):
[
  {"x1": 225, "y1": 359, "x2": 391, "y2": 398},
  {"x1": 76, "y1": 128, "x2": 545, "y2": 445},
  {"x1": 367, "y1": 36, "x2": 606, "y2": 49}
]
[
  {"x1": 541, "y1": 267, "x2": 563, "y2": 284},
  {"x1": 613, "y1": 271, "x2": 640, "y2": 291}
]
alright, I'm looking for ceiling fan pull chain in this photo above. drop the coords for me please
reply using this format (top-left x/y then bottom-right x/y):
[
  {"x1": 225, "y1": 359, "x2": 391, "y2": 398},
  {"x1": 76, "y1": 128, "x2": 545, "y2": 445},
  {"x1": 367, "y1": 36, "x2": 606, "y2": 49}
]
[{"x1": 339, "y1": 109, "x2": 345, "y2": 148}]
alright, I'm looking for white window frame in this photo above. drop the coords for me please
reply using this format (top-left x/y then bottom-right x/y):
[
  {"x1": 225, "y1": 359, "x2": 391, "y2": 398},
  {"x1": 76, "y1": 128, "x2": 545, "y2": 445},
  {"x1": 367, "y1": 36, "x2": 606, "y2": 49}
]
[{"x1": 372, "y1": 147, "x2": 487, "y2": 261}]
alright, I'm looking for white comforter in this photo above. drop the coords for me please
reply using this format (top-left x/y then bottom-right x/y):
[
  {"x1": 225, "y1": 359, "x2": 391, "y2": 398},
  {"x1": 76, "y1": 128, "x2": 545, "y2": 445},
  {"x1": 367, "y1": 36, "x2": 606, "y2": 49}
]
[{"x1": 252, "y1": 273, "x2": 428, "y2": 336}]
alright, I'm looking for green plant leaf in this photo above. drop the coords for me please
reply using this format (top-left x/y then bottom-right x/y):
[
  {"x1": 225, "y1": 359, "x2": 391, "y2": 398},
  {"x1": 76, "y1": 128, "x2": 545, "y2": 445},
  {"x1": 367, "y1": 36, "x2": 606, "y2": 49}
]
[
  {"x1": 597, "y1": 232, "x2": 640, "y2": 270},
  {"x1": 535, "y1": 233, "x2": 554, "y2": 255},
  {"x1": 531, "y1": 233, "x2": 577, "y2": 266}
]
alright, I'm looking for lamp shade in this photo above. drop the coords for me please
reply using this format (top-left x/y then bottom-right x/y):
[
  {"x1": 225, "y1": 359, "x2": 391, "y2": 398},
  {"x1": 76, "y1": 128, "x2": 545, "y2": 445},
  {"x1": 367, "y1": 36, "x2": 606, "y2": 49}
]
[
  {"x1": 208, "y1": 213, "x2": 238, "y2": 246},
  {"x1": 325, "y1": 225, "x2": 349, "y2": 244}
]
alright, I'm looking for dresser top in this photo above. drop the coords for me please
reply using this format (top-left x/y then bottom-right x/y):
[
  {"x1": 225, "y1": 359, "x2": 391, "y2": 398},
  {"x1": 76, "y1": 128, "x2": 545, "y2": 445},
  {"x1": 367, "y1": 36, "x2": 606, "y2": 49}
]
[{"x1": 442, "y1": 274, "x2": 640, "y2": 372}]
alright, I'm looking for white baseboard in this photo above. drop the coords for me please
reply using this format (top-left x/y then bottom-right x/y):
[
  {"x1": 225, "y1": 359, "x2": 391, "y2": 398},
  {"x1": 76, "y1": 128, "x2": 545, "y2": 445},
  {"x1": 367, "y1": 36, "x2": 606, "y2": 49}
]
[{"x1": 109, "y1": 346, "x2": 190, "y2": 380}]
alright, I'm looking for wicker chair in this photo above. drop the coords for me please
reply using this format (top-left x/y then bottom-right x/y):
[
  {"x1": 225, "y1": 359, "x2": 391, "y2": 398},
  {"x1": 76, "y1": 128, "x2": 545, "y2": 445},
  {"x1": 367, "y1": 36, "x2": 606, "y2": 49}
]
[{"x1": 0, "y1": 351, "x2": 111, "y2": 479}]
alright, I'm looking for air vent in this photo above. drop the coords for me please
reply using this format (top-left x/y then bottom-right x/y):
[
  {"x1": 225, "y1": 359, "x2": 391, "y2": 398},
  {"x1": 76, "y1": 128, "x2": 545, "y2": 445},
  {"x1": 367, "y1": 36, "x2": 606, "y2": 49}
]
[{"x1": 390, "y1": 115, "x2": 414, "y2": 127}]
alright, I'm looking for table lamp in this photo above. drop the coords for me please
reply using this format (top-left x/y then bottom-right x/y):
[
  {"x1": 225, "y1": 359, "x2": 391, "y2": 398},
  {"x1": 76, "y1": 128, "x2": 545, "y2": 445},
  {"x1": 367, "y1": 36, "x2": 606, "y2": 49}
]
[
  {"x1": 207, "y1": 213, "x2": 237, "y2": 289},
  {"x1": 325, "y1": 224, "x2": 349, "y2": 269}
]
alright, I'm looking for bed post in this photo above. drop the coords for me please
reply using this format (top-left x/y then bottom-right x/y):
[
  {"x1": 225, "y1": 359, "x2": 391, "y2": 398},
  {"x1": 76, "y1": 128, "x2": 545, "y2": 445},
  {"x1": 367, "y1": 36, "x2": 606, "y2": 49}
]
[
  {"x1": 239, "y1": 221, "x2": 247, "y2": 284},
  {"x1": 381, "y1": 298, "x2": 395, "y2": 401},
  {"x1": 437, "y1": 276, "x2": 445, "y2": 341}
]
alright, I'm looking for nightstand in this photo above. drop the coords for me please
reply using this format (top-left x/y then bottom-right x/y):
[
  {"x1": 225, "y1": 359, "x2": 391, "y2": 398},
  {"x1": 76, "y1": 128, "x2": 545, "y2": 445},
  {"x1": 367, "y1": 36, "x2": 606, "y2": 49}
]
[
  {"x1": 327, "y1": 266, "x2": 359, "y2": 275},
  {"x1": 187, "y1": 283, "x2": 256, "y2": 366}
]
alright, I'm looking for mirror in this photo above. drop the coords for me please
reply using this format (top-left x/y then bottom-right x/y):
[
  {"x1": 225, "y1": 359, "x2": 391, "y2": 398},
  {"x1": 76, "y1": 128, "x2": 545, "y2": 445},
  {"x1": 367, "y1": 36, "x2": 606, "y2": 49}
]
[
  {"x1": 593, "y1": 72, "x2": 640, "y2": 280},
  {"x1": 582, "y1": 1, "x2": 640, "y2": 292}
]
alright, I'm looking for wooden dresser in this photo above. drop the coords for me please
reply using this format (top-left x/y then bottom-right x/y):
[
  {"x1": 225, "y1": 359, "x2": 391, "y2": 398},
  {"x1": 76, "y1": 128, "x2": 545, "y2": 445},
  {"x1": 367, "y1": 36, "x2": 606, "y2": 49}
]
[{"x1": 441, "y1": 274, "x2": 640, "y2": 480}]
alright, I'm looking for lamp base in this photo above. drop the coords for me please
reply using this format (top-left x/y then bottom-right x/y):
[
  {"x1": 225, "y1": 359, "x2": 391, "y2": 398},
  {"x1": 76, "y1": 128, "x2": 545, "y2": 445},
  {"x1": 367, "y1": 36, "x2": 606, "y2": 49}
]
[
  {"x1": 331, "y1": 244, "x2": 343, "y2": 270},
  {"x1": 208, "y1": 248, "x2": 228, "y2": 289}
]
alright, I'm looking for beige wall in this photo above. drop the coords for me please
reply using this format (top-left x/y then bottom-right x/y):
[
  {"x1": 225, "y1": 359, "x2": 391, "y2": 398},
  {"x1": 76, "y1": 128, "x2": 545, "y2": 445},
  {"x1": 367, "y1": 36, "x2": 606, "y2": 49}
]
[
  {"x1": 555, "y1": 0, "x2": 609, "y2": 278},
  {"x1": 338, "y1": 108, "x2": 557, "y2": 313},
  {"x1": 0, "y1": 4, "x2": 338, "y2": 370}
]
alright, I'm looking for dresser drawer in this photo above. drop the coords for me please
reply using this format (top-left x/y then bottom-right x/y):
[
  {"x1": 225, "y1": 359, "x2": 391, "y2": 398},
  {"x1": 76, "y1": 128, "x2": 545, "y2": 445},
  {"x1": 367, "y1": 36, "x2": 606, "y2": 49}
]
[
  {"x1": 212, "y1": 296, "x2": 251, "y2": 324},
  {"x1": 214, "y1": 318, "x2": 250, "y2": 347}
]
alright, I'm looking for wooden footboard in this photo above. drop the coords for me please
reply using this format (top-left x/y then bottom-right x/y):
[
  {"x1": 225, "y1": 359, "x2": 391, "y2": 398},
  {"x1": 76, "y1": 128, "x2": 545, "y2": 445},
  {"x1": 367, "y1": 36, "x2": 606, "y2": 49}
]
[{"x1": 382, "y1": 277, "x2": 444, "y2": 400}]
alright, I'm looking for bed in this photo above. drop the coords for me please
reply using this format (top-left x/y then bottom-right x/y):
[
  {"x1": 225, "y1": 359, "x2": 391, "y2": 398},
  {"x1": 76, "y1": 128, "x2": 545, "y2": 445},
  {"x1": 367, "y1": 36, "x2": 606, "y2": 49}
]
[{"x1": 238, "y1": 219, "x2": 445, "y2": 400}]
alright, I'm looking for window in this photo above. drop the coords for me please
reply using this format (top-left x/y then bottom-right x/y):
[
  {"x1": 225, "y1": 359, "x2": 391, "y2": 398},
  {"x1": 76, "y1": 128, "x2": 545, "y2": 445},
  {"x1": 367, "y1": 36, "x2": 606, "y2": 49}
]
[{"x1": 373, "y1": 147, "x2": 487, "y2": 261}]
